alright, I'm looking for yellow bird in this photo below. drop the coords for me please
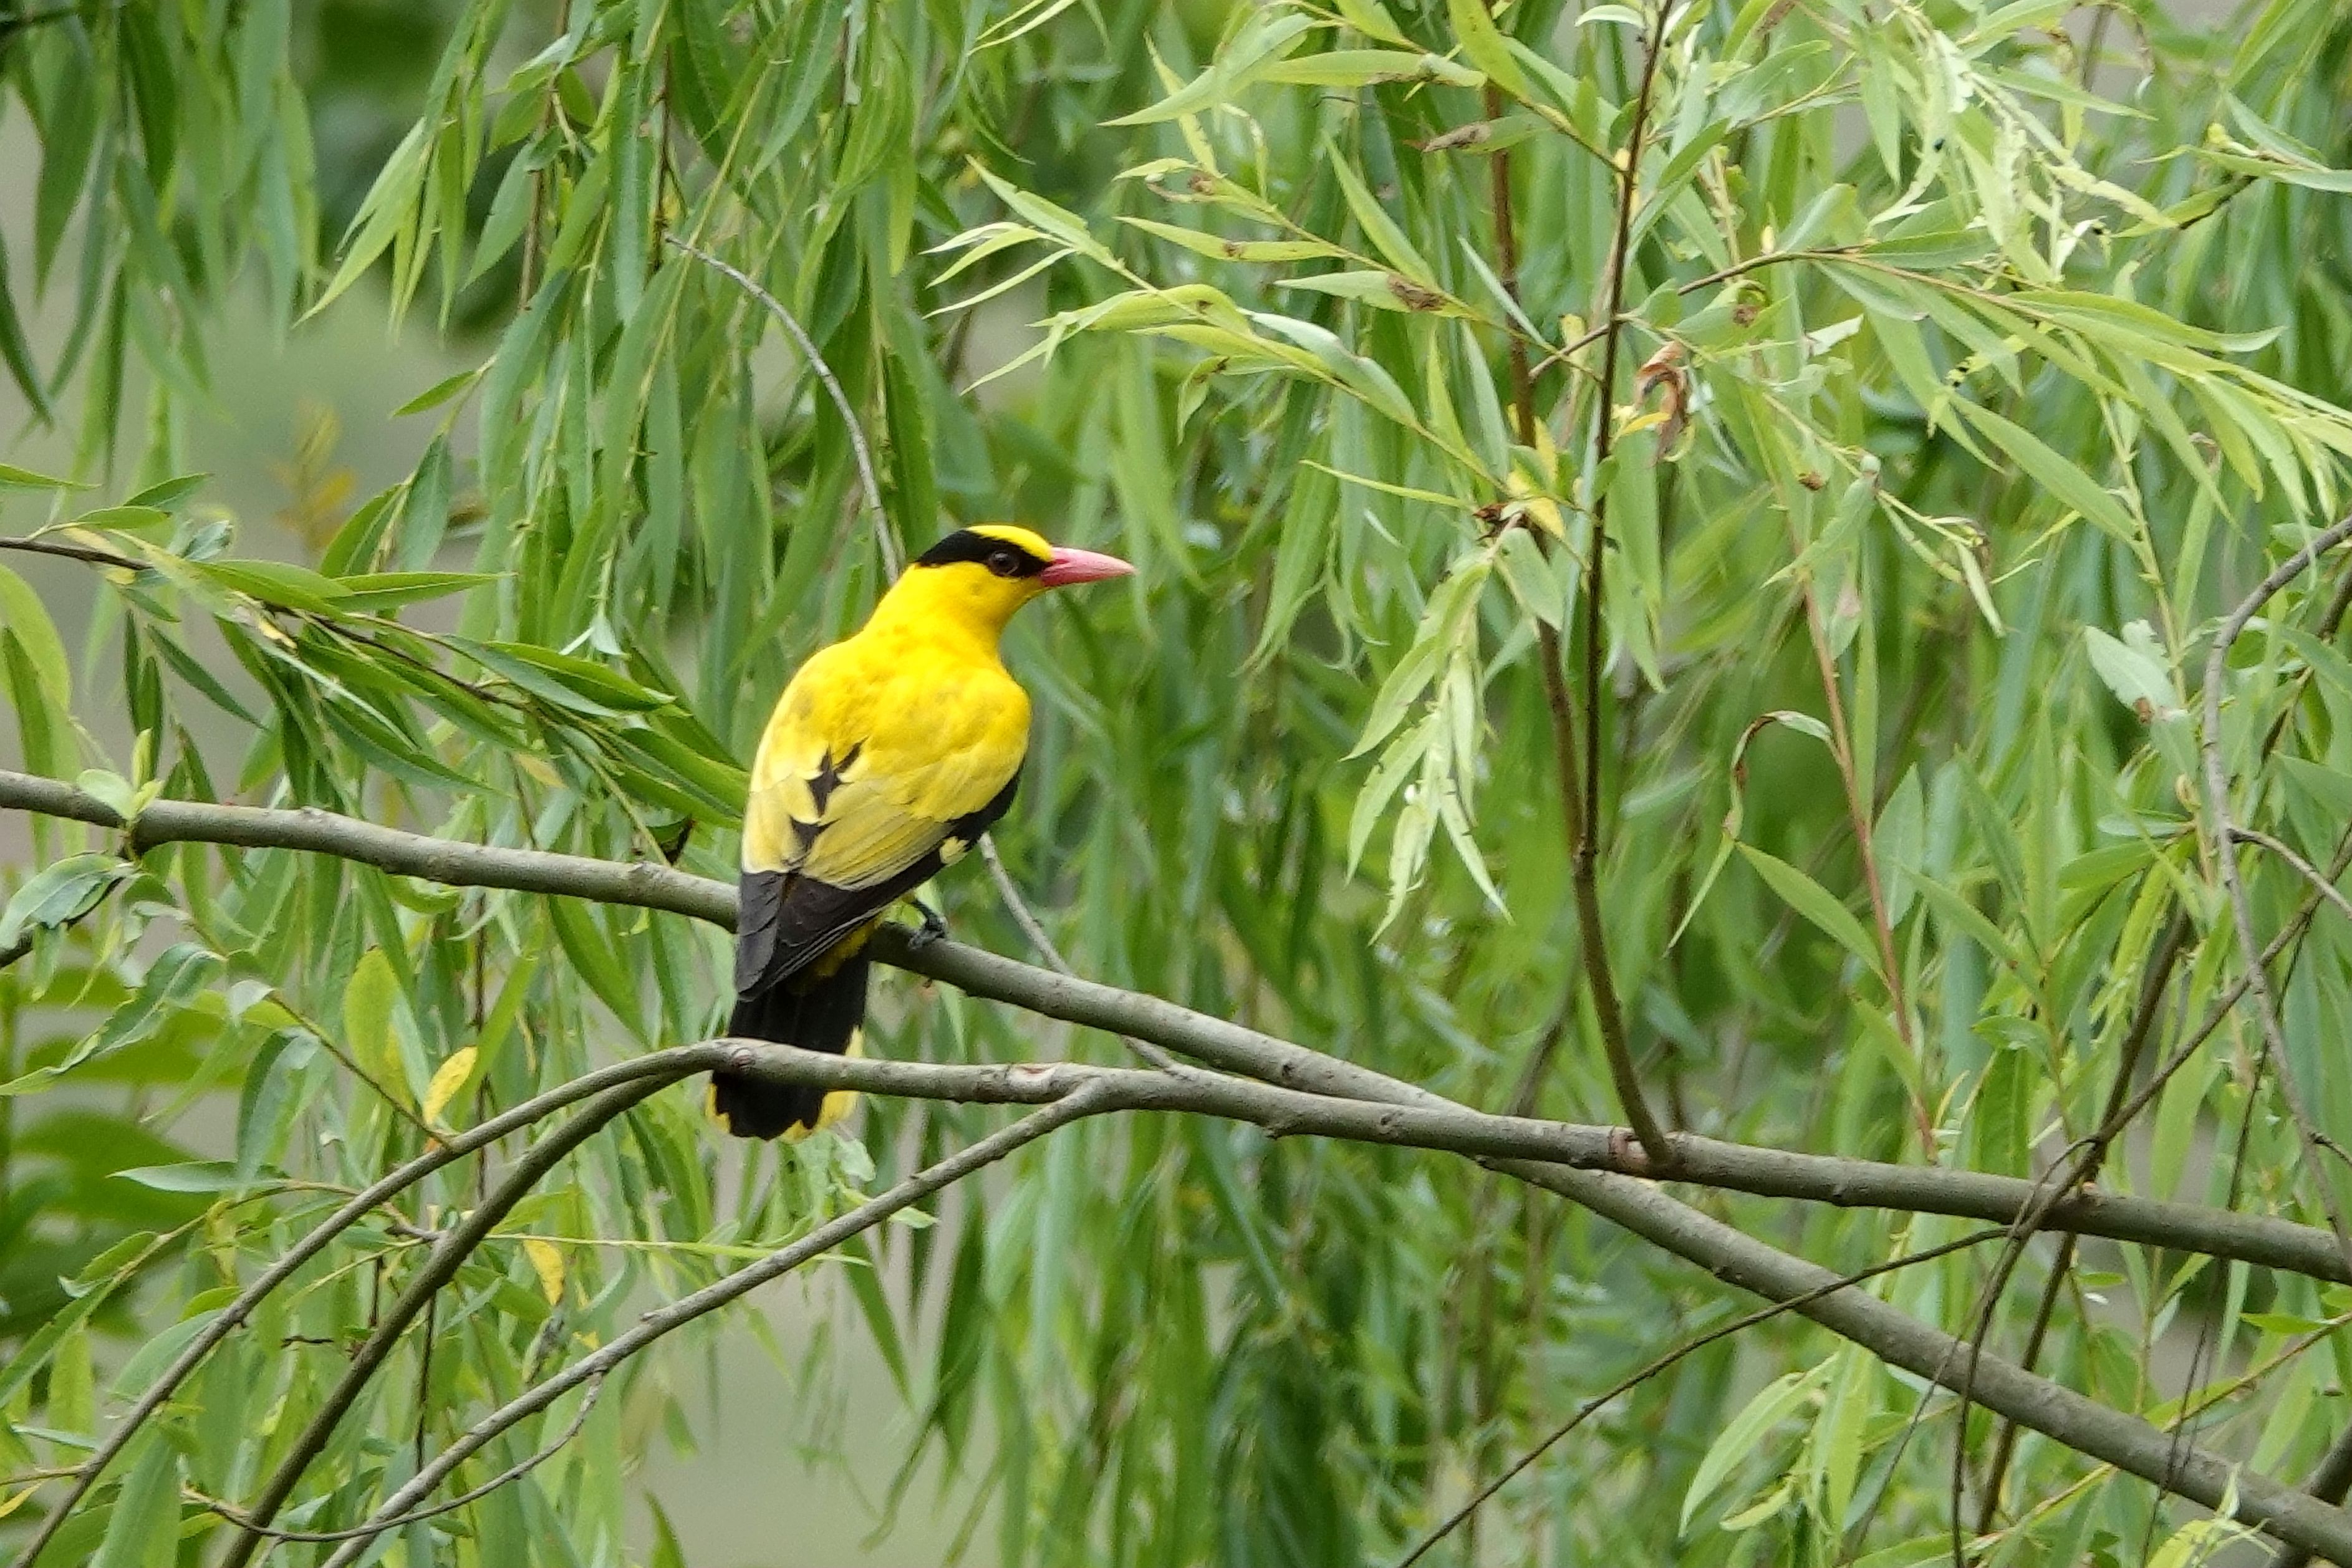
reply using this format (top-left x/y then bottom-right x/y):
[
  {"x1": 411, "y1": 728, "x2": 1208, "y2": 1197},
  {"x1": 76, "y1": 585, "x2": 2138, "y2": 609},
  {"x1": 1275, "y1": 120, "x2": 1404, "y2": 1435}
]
[{"x1": 713, "y1": 524, "x2": 1134, "y2": 1138}]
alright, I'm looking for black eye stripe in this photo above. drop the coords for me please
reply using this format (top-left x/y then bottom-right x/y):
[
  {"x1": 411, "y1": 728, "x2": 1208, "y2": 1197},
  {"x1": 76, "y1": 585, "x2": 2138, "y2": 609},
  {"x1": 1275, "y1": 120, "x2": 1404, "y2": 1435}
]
[{"x1": 915, "y1": 529, "x2": 1048, "y2": 577}]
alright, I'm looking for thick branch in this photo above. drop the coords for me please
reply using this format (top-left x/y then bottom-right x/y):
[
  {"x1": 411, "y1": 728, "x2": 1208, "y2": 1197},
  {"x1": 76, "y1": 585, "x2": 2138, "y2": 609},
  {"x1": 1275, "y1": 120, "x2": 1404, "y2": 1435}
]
[
  {"x1": 1, "y1": 769, "x2": 2346, "y2": 1284},
  {"x1": 8, "y1": 737, "x2": 2351, "y2": 1556}
]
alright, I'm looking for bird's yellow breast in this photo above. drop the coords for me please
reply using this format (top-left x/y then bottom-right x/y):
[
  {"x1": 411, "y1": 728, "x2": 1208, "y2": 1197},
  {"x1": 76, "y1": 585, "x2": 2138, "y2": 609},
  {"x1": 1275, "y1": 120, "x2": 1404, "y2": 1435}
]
[{"x1": 743, "y1": 610, "x2": 1031, "y2": 880}]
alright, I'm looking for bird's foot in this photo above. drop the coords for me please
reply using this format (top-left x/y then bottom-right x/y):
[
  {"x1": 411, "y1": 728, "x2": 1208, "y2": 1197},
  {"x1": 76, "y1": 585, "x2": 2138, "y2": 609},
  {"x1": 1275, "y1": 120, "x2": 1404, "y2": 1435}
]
[{"x1": 910, "y1": 900, "x2": 949, "y2": 948}]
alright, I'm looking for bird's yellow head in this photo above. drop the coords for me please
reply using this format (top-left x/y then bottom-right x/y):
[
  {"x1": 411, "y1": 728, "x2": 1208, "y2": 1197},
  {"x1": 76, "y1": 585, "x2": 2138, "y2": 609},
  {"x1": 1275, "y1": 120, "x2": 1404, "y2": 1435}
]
[{"x1": 880, "y1": 524, "x2": 1132, "y2": 640}]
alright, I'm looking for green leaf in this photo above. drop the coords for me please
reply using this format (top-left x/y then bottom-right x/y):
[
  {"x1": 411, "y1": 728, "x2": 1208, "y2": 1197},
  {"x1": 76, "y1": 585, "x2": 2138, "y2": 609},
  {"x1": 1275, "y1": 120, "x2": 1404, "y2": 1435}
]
[
  {"x1": 194, "y1": 558, "x2": 352, "y2": 613},
  {"x1": 115, "y1": 1162, "x2": 281, "y2": 1193},
  {"x1": 0, "y1": 853, "x2": 124, "y2": 950},
  {"x1": 1323, "y1": 145, "x2": 1438, "y2": 285},
  {"x1": 1, "y1": 945, "x2": 223, "y2": 1095},
  {"x1": 0, "y1": 223, "x2": 52, "y2": 421},
  {"x1": 393, "y1": 363, "x2": 488, "y2": 416},
  {"x1": 2083, "y1": 622, "x2": 2181, "y2": 720},
  {"x1": 1953, "y1": 401, "x2": 2138, "y2": 542},
  {"x1": 456, "y1": 639, "x2": 672, "y2": 714},
  {"x1": 1447, "y1": 0, "x2": 1535, "y2": 102},
  {"x1": 0, "y1": 461, "x2": 84, "y2": 491},
  {"x1": 1257, "y1": 50, "x2": 1481, "y2": 89},
  {"x1": 0, "y1": 562, "x2": 72, "y2": 709},
  {"x1": 122, "y1": 473, "x2": 210, "y2": 512},
  {"x1": 343, "y1": 948, "x2": 406, "y2": 1103},
  {"x1": 1275, "y1": 270, "x2": 1462, "y2": 314},
  {"x1": 90, "y1": 1432, "x2": 180, "y2": 1568},
  {"x1": 1103, "y1": 13, "x2": 1319, "y2": 125},
  {"x1": 1737, "y1": 845, "x2": 1885, "y2": 981},
  {"x1": 1683, "y1": 1360, "x2": 1832, "y2": 1529},
  {"x1": 332, "y1": 570, "x2": 499, "y2": 612}
]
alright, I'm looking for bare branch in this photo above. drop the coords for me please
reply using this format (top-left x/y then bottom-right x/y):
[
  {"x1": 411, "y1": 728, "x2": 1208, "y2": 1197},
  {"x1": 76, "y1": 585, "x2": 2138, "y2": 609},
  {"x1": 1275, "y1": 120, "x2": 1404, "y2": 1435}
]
[
  {"x1": 190, "y1": 1376, "x2": 602, "y2": 1542},
  {"x1": 15, "y1": 772, "x2": 2352, "y2": 1557},
  {"x1": 0, "y1": 534, "x2": 143, "y2": 572},
  {"x1": 1397, "y1": 1224, "x2": 2011, "y2": 1567},
  {"x1": 1976, "y1": 912, "x2": 2192, "y2": 1530},
  {"x1": 2269, "y1": 1421, "x2": 2352, "y2": 1568},
  {"x1": 978, "y1": 831, "x2": 1178, "y2": 1070},
  {"x1": 0, "y1": 769, "x2": 2346, "y2": 1284},
  {"x1": 2233, "y1": 825, "x2": 2352, "y2": 928},
  {"x1": 1488, "y1": 1154, "x2": 2352, "y2": 1563}
]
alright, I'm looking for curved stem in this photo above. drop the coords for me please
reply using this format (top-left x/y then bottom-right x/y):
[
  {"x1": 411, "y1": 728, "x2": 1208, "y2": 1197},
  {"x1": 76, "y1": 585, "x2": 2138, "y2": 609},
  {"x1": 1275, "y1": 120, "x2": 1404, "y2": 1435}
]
[{"x1": 663, "y1": 235, "x2": 899, "y2": 576}]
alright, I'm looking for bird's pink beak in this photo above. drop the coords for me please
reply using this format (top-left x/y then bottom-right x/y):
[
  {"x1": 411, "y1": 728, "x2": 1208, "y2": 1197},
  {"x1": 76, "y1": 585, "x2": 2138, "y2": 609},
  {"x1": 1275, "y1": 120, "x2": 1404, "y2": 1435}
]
[{"x1": 1039, "y1": 546, "x2": 1135, "y2": 587}]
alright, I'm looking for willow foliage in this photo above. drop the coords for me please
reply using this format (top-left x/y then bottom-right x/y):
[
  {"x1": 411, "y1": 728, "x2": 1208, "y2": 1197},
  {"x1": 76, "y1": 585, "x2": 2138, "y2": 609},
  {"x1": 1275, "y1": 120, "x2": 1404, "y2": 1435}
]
[{"x1": 6, "y1": 0, "x2": 2352, "y2": 1564}]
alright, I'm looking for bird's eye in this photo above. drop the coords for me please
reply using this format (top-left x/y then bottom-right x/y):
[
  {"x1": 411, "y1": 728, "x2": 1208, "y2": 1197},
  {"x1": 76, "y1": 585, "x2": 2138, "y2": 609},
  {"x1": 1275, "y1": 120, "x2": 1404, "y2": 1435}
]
[{"x1": 986, "y1": 548, "x2": 1019, "y2": 577}]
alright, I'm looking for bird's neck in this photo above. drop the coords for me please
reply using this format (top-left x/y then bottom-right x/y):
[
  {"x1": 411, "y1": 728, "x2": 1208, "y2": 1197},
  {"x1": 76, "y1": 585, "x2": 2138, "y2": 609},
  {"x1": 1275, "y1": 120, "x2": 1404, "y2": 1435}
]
[{"x1": 862, "y1": 574, "x2": 1015, "y2": 660}]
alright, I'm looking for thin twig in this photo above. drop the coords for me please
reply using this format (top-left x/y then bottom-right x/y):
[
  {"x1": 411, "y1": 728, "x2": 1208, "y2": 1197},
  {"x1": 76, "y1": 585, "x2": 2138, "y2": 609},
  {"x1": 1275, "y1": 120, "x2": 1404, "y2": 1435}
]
[
  {"x1": 978, "y1": 833, "x2": 1178, "y2": 1070},
  {"x1": 216, "y1": 1079, "x2": 662, "y2": 1568},
  {"x1": 2098, "y1": 824, "x2": 2352, "y2": 1143},
  {"x1": 0, "y1": 534, "x2": 143, "y2": 572},
  {"x1": 2, "y1": 1040, "x2": 723, "y2": 1568},
  {"x1": 1551, "y1": 0, "x2": 1682, "y2": 1166},
  {"x1": 663, "y1": 234, "x2": 900, "y2": 575},
  {"x1": 189, "y1": 1375, "x2": 602, "y2": 1543},
  {"x1": 2232, "y1": 825, "x2": 2352, "y2": 928},
  {"x1": 1974, "y1": 913, "x2": 2191, "y2": 1531},
  {"x1": 2200, "y1": 513, "x2": 2352, "y2": 1276},
  {"x1": 1398, "y1": 1225, "x2": 2010, "y2": 1567},
  {"x1": 317, "y1": 1094, "x2": 1111, "y2": 1567}
]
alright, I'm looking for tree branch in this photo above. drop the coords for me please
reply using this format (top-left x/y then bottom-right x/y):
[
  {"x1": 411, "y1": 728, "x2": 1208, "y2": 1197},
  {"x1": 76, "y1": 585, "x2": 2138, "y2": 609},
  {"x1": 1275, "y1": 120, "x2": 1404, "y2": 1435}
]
[
  {"x1": 315, "y1": 1092, "x2": 1112, "y2": 1568},
  {"x1": 1487, "y1": 1153, "x2": 2352, "y2": 1563},
  {"x1": 2200, "y1": 512, "x2": 2352, "y2": 1276},
  {"x1": 1556, "y1": 0, "x2": 1680, "y2": 1165},
  {"x1": 1397, "y1": 1224, "x2": 2010, "y2": 1566},
  {"x1": 0, "y1": 534, "x2": 144, "y2": 572},
  {"x1": 2232, "y1": 825, "x2": 2352, "y2": 928},
  {"x1": 1, "y1": 768, "x2": 2346, "y2": 1284},
  {"x1": 2270, "y1": 1423, "x2": 2352, "y2": 1568},
  {"x1": 15, "y1": 772, "x2": 2352, "y2": 1556},
  {"x1": 190, "y1": 1376, "x2": 601, "y2": 1543},
  {"x1": 216, "y1": 1078, "x2": 664, "y2": 1568},
  {"x1": 3, "y1": 1039, "x2": 725, "y2": 1568},
  {"x1": 1975, "y1": 911, "x2": 2191, "y2": 1531}
]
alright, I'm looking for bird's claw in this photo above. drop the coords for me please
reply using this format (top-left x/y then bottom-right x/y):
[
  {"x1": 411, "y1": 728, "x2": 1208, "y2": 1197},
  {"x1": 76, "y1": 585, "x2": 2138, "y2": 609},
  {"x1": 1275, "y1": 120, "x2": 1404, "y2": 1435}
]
[{"x1": 910, "y1": 900, "x2": 949, "y2": 948}]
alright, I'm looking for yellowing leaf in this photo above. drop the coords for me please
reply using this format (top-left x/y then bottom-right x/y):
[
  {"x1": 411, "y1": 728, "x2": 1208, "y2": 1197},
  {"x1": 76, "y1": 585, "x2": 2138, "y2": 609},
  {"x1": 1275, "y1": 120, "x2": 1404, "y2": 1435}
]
[
  {"x1": 342, "y1": 948, "x2": 407, "y2": 1104},
  {"x1": 420, "y1": 1046, "x2": 480, "y2": 1124},
  {"x1": 523, "y1": 1238, "x2": 565, "y2": 1306},
  {"x1": 513, "y1": 751, "x2": 564, "y2": 788}
]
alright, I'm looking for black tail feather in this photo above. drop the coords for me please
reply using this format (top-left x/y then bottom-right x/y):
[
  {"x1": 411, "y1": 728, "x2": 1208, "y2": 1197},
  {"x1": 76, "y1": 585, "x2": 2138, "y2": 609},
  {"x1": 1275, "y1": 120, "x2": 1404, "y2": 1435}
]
[{"x1": 712, "y1": 953, "x2": 872, "y2": 1140}]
